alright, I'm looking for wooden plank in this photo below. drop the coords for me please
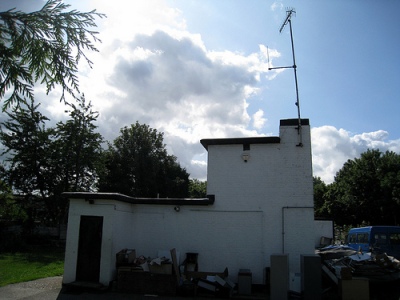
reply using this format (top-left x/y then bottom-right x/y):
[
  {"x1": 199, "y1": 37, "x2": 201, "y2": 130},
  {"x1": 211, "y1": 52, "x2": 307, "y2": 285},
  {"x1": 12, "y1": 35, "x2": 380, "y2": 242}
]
[
  {"x1": 322, "y1": 265, "x2": 338, "y2": 285},
  {"x1": 170, "y1": 248, "x2": 180, "y2": 285}
]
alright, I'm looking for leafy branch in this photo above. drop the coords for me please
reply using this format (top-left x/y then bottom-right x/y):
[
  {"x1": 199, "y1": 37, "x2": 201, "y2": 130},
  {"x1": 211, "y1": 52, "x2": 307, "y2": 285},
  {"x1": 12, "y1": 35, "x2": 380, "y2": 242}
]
[{"x1": 0, "y1": 0, "x2": 105, "y2": 110}]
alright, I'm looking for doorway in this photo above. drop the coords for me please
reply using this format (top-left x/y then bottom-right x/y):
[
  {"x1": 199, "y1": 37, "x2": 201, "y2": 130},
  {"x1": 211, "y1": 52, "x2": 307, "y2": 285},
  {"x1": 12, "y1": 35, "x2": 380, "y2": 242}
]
[{"x1": 76, "y1": 215, "x2": 103, "y2": 282}]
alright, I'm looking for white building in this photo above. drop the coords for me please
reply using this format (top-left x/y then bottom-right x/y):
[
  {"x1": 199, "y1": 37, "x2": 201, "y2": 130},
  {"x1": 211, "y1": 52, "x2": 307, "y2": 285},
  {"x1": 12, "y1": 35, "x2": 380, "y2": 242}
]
[{"x1": 63, "y1": 118, "x2": 315, "y2": 287}]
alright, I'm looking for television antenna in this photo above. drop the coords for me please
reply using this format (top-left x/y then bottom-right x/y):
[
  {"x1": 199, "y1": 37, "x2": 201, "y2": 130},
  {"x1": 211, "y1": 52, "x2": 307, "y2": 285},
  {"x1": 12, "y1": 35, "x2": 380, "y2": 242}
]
[{"x1": 269, "y1": 8, "x2": 303, "y2": 147}]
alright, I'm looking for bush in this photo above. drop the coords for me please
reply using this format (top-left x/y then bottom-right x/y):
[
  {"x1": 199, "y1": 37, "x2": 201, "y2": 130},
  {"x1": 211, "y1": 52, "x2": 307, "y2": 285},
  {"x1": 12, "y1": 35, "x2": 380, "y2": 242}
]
[{"x1": 0, "y1": 231, "x2": 27, "y2": 252}]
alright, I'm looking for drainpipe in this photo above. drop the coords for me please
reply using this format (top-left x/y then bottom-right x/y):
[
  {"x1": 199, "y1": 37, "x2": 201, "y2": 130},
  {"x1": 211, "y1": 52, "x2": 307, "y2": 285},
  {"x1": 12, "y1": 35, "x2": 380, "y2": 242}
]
[{"x1": 281, "y1": 206, "x2": 314, "y2": 253}]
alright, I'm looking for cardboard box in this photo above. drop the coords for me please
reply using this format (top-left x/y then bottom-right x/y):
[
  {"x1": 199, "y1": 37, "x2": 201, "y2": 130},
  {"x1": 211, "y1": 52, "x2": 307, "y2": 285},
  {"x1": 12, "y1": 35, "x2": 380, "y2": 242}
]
[
  {"x1": 198, "y1": 278, "x2": 217, "y2": 292},
  {"x1": 185, "y1": 267, "x2": 229, "y2": 280},
  {"x1": 116, "y1": 249, "x2": 136, "y2": 266},
  {"x1": 118, "y1": 266, "x2": 143, "y2": 273},
  {"x1": 340, "y1": 267, "x2": 353, "y2": 280},
  {"x1": 149, "y1": 263, "x2": 173, "y2": 274},
  {"x1": 341, "y1": 278, "x2": 369, "y2": 300}
]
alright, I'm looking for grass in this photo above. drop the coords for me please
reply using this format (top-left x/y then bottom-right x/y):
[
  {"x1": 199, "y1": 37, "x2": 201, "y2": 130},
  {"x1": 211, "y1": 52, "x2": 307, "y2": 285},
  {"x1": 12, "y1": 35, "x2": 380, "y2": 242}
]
[{"x1": 0, "y1": 245, "x2": 65, "y2": 287}]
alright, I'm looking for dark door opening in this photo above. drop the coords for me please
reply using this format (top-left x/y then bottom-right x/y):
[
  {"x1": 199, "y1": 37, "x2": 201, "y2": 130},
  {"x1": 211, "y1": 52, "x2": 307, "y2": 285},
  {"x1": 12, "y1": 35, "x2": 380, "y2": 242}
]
[{"x1": 76, "y1": 215, "x2": 103, "y2": 282}]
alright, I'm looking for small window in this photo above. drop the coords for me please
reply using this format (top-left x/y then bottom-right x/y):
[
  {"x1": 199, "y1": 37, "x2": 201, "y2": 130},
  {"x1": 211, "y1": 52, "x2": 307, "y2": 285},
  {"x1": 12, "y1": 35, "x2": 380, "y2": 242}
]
[
  {"x1": 357, "y1": 233, "x2": 369, "y2": 244},
  {"x1": 243, "y1": 144, "x2": 250, "y2": 151},
  {"x1": 374, "y1": 233, "x2": 387, "y2": 245},
  {"x1": 349, "y1": 234, "x2": 357, "y2": 243},
  {"x1": 390, "y1": 233, "x2": 400, "y2": 245}
]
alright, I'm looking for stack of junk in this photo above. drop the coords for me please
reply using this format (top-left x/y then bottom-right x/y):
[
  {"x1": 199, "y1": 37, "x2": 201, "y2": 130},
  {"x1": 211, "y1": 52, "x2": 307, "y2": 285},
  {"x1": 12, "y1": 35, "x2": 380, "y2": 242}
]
[
  {"x1": 317, "y1": 245, "x2": 400, "y2": 299},
  {"x1": 115, "y1": 249, "x2": 239, "y2": 298}
]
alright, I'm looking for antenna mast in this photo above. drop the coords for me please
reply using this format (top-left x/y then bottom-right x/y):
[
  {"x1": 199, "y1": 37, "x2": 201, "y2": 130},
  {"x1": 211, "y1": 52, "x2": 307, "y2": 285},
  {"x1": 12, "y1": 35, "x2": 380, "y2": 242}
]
[{"x1": 269, "y1": 8, "x2": 303, "y2": 147}]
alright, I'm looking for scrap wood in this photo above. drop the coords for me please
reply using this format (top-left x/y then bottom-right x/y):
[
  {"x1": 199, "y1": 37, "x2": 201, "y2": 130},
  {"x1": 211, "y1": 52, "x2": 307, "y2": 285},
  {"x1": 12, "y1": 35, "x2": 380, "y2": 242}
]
[
  {"x1": 197, "y1": 278, "x2": 217, "y2": 292},
  {"x1": 375, "y1": 253, "x2": 394, "y2": 268},
  {"x1": 170, "y1": 248, "x2": 180, "y2": 285},
  {"x1": 186, "y1": 267, "x2": 229, "y2": 280},
  {"x1": 322, "y1": 265, "x2": 338, "y2": 285}
]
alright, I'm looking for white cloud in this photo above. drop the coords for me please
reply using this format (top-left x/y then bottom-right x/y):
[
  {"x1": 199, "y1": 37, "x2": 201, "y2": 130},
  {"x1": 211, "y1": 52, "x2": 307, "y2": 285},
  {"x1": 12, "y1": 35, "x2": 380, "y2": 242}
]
[
  {"x1": 270, "y1": 2, "x2": 284, "y2": 12},
  {"x1": 62, "y1": 2, "x2": 400, "y2": 184},
  {"x1": 51, "y1": 1, "x2": 275, "y2": 180},
  {"x1": 88, "y1": 0, "x2": 187, "y2": 41},
  {"x1": 8, "y1": 1, "x2": 400, "y2": 187},
  {"x1": 253, "y1": 109, "x2": 266, "y2": 129},
  {"x1": 311, "y1": 126, "x2": 400, "y2": 184},
  {"x1": 258, "y1": 45, "x2": 283, "y2": 80}
]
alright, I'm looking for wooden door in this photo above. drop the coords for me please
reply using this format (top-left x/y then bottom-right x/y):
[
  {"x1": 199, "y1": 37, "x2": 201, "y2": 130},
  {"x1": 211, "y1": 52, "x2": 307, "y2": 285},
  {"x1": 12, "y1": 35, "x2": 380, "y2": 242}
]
[{"x1": 76, "y1": 215, "x2": 103, "y2": 282}]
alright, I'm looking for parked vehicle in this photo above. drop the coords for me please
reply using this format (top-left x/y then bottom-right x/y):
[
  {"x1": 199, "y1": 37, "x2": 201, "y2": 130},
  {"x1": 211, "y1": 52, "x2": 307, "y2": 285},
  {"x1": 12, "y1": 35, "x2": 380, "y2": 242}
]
[{"x1": 347, "y1": 226, "x2": 400, "y2": 259}]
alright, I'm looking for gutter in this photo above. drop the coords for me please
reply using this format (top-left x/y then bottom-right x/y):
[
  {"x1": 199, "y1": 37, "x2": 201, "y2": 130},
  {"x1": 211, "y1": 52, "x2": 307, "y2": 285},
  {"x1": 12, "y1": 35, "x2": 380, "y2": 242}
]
[{"x1": 62, "y1": 192, "x2": 215, "y2": 206}]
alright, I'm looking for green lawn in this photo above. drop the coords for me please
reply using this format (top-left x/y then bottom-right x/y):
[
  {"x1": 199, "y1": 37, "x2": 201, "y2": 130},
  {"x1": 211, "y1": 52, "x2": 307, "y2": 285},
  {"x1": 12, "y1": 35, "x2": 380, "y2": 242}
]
[{"x1": 0, "y1": 245, "x2": 65, "y2": 287}]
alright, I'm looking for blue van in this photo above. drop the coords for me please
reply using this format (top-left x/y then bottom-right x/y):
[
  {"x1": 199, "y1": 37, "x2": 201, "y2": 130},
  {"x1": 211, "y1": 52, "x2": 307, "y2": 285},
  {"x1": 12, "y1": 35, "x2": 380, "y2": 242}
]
[{"x1": 347, "y1": 226, "x2": 400, "y2": 259}]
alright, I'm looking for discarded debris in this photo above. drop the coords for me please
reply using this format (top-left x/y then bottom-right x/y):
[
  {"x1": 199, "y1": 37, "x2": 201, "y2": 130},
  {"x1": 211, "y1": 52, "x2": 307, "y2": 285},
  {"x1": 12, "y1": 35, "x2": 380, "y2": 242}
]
[
  {"x1": 194, "y1": 271, "x2": 235, "y2": 298},
  {"x1": 317, "y1": 245, "x2": 400, "y2": 283},
  {"x1": 115, "y1": 249, "x2": 235, "y2": 297}
]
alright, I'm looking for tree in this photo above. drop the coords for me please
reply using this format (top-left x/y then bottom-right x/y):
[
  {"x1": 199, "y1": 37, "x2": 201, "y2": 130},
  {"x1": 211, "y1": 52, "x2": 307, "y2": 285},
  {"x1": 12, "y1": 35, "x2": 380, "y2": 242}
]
[
  {"x1": 0, "y1": 99, "x2": 55, "y2": 228},
  {"x1": 98, "y1": 122, "x2": 189, "y2": 198},
  {"x1": 189, "y1": 179, "x2": 207, "y2": 198},
  {"x1": 161, "y1": 155, "x2": 190, "y2": 198},
  {"x1": 0, "y1": 99, "x2": 54, "y2": 197},
  {"x1": 376, "y1": 151, "x2": 400, "y2": 224},
  {"x1": 53, "y1": 95, "x2": 103, "y2": 193},
  {"x1": 0, "y1": 163, "x2": 26, "y2": 223},
  {"x1": 0, "y1": 0, "x2": 105, "y2": 110},
  {"x1": 0, "y1": 96, "x2": 104, "y2": 227},
  {"x1": 319, "y1": 181, "x2": 351, "y2": 226},
  {"x1": 47, "y1": 95, "x2": 104, "y2": 223},
  {"x1": 322, "y1": 149, "x2": 400, "y2": 226},
  {"x1": 313, "y1": 176, "x2": 328, "y2": 217}
]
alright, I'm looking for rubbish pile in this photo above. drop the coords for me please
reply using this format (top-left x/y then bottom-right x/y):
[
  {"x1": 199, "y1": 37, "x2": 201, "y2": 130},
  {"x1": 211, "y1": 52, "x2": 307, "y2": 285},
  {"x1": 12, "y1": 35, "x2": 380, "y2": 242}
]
[
  {"x1": 115, "y1": 249, "x2": 236, "y2": 297},
  {"x1": 317, "y1": 245, "x2": 400, "y2": 282},
  {"x1": 116, "y1": 249, "x2": 173, "y2": 274},
  {"x1": 182, "y1": 267, "x2": 235, "y2": 298}
]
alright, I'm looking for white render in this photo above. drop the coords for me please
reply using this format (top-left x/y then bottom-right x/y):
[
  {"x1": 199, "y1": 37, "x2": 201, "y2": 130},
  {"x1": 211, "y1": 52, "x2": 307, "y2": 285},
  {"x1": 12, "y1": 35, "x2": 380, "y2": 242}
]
[
  {"x1": 314, "y1": 220, "x2": 334, "y2": 247},
  {"x1": 63, "y1": 118, "x2": 315, "y2": 286}
]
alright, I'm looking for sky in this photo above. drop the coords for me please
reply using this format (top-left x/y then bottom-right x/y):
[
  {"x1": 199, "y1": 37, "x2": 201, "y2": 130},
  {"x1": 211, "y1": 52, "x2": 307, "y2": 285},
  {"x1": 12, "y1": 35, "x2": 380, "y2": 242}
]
[{"x1": 1, "y1": 0, "x2": 400, "y2": 184}]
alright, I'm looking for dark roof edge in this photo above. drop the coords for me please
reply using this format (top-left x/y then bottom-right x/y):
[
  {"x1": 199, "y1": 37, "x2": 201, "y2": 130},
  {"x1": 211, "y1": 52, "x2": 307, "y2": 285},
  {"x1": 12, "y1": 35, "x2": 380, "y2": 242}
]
[
  {"x1": 62, "y1": 192, "x2": 215, "y2": 206},
  {"x1": 280, "y1": 118, "x2": 310, "y2": 126},
  {"x1": 200, "y1": 136, "x2": 280, "y2": 150}
]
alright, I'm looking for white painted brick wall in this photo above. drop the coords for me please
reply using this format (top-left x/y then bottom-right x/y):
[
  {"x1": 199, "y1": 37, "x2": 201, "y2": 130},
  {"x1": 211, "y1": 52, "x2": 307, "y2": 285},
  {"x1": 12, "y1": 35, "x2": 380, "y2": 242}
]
[
  {"x1": 206, "y1": 120, "x2": 315, "y2": 275},
  {"x1": 64, "y1": 119, "x2": 315, "y2": 286}
]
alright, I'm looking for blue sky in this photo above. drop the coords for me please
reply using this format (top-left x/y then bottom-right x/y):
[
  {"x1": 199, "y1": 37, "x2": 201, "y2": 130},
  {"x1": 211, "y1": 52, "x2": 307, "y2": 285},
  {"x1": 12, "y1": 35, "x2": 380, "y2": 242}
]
[{"x1": 1, "y1": 0, "x2": 400, "y2": 183}]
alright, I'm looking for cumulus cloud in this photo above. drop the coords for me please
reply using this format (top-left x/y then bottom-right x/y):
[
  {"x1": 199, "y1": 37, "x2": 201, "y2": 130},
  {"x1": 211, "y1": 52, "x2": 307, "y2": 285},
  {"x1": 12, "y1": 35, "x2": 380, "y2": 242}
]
[
  {"x1": 50, "y1": 1, "x2": 275, "y2": 179},
  {"x1": 102, "y1": 30, "x2": 266, "y2": 134},
  {"x1": 311, "y1": 126, "x2": 400, "y2": 184},
  {"x1": 270, "y1": 2, "x2": 284, "y2": 12},
  {"x1": 5, "y1": 0, "x2": 399, "y2": 185},
  {"x1": 253, "y1": 109, "x2": 266, "y2": 129}
]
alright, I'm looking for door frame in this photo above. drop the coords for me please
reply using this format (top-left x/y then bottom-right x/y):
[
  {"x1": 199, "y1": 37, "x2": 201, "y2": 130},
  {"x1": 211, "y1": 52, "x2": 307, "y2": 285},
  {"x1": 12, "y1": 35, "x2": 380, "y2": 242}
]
[{"x1": 76, "y1": 215, "x2": 104, "y2": 282}]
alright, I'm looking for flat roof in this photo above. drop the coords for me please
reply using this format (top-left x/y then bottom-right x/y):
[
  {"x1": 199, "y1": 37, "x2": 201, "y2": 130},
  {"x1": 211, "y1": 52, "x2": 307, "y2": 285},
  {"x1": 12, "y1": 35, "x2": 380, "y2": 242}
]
[
  {"x1": 63, "y1": 192, "x2": 215, "y2": 206},
  {"x1": 280, "y1": 118, "x2": 309, "y2": 126},
  {"x1": 200, "y1": 136, "x2": 280, "y2": 150},
  {"x1": 200, "y1": 118, "x2": 309, "y2": 150}
]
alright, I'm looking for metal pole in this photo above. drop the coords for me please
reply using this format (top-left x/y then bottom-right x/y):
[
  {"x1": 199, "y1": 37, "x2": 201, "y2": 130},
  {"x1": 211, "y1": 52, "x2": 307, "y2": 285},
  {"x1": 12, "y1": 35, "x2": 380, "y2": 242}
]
[{"x1": 288, "y1": 19, "x2": 303, "y2": 147}]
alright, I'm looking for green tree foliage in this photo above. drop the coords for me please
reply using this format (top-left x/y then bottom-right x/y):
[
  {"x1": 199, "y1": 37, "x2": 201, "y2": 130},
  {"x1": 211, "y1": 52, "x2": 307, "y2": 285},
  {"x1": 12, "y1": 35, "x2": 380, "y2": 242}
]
[
  {"x1": 98, "y1": 122, "x2": 189, "y2": 198},
  {"x1": 0, "y1": 164, "x2": 26, "y2": 223},
  {"x1": 189, "y1": 179, "x2": 207, "y2": 198},
  {"x1": 313, "y1": 176, "x2": 328, "y2": 217},
  {"x1": 317, "y1": 149, "x2": 400, "y2": 226},
  {"x1": 0, "y1": 100, "x2": 55, "y2": 227},
  {"x1": 47, "y1": 95, "x2": 103, "y2": 223},
  {"x1": 53, "y1": 95, "x2": 103, "y2": 193},
  {"x1": 0, "y1": 97, "x2": 103, "y2": 226},
  {"x1": 0, "y1": 0, "x2": 105, "y2": 109},
  {"x1": 0, "y1": 99, "x2": 54, "y2": 198}
]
